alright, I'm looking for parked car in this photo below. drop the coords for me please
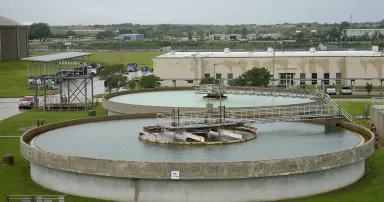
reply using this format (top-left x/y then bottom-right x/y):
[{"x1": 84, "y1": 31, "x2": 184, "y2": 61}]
[
  {"x1": 127, "y1": 63, "x2": 138, "y2": 72},
  {"x1": 325, "y1": 85, "x2": 336, "y2": 95},
  {"x1": 18, "y1": 96, "x2": 35, "y2": 109},
  {"x1": 141, "y1": 66, "x2": 149, "y2": 74},
  {"x1": 340, "y1": 86, "x2": 353, "y2": 95},
  {"x1": 73, "y1": 66, "x2": 88, "y2": 75}
]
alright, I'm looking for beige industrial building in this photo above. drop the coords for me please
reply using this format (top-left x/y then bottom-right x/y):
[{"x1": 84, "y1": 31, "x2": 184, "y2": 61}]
[
  {"x1": 153, "y1": 47, "x2": 384, "y2": 87},
  {"x1": 0, "y1": 15, "x2": 29, "y2": 61}
]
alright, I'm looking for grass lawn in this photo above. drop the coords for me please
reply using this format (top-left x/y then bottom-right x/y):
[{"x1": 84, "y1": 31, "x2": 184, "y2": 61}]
[
  {"x1": 30, "y1": 51, "x2": 162, "y2": 69},
  {"x1": 331, "y1": 94, "x2": 383, "y2": 99},
  {"x1": 0, "y1": 101, "x2": 382, "y2": 201},
  {"x1": 0, "y1": 52, "x2": 162, "y2": 98},
  {"x1": 0, "y1": 103, "x2": 106, "y2": 136}
]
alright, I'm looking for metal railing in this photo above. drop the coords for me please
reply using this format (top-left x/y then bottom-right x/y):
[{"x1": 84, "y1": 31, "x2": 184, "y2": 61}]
[
  {"x1": 157, "y1": 104, "x2": 339, "y2": 129},
  {"x1": 37, "y1": 97, "x2": 94, "y2": 111},
  {"x1": 372, "y1": 97, "x2": 384, "y2": 106},
  {"x1": 195, "y1": 84, "x2": 316, "y2": 98},
  {"x1": 314, "y1": 89, "x2": 364, "y2": 127},
  {"x1": 5, "y1": 195, "x2": 67, "y2": 202}
]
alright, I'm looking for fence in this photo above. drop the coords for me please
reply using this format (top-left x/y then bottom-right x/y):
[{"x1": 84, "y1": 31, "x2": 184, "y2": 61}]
[
  {"x1": 5, "y1": 195, "x2": 67, "y2": 202},
  {"x1": 156, "y1": 104, "x2": 338, "y2": 128}
]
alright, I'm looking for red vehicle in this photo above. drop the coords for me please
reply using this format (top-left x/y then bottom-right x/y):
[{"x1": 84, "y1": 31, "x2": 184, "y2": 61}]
[{"x1": 18, "y1": 96, "x2": 35, "y2": 109}]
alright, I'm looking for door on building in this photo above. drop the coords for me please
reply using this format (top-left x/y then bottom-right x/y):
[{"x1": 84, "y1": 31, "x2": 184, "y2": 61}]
[
  {"x1": 172, "y1": 80, "x2": 176, "y2": 87},
  {"x1": 279, "y1": 73, "x2": 294, "y2": 87}
]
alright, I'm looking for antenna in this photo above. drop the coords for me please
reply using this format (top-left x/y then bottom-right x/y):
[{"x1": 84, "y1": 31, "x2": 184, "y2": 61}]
[{"x1": 350, "y1": 15, "x2": 352, "y2": 24}]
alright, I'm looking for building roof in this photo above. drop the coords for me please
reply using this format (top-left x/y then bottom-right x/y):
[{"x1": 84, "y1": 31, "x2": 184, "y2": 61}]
[
  {"x1": 155, "y1": 50, "x2": 384, "y2": 59},
  {"x1": 0, "y1": 15, "x2": 22, "y2": 26},
  {"x1": 22, "y1": 52, "x2": 92, "y2": 62}
]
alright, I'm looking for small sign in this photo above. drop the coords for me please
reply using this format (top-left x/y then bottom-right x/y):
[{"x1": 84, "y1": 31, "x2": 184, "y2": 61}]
[
  {"x1": 171, "y1": 171, "x2": 180, "y2": 179},
  {"x1": 48, "y1": 92, "x2": 52, "y2": 96}
]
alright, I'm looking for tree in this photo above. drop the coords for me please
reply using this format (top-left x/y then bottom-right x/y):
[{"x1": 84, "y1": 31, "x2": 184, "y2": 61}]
[
  {"x1": 232, "y1": 67, "x2": 272, "y2": 87},
  {"x1": 98, "y1": 64, "x2": 128, "y2": 93},
  {"x1": 66, "y1": 30, "x2": 77, "y2": 38},
  {"x1": 127, "y1": 79, "x2": 137, "y2": 89},
  {"x1": 187, "y1": 31, "x2": 193, "y2": 41},
  {"x1": 241, "y1": 27, "x2": 248, "y2": 38},
  {"x1": 339, "y1": 21, "x2": 351, "y2": 31},
  {"x1": 29, "y1": 23, "x2": 52, "y2": 41},
  {"x1": 365, "y1": 83, "x2": 373, "y2": 95},
  {"x1": 197, "y1": 30, "x2": 205, "y2": 41},
  {"x1": 138, "y1": 75, "x2": 161, "y2": 88},
  {"x1": 96, "y1": 30, "x2": 115, "y2": 40},
  {"x1": 199, "y1": 76, "x2": 215, "y2": 85}
]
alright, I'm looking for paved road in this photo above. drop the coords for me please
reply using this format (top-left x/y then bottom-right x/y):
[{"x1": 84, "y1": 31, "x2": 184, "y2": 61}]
[{"x1": 0, "y1": 98, "x2": 26, "y2": 121}]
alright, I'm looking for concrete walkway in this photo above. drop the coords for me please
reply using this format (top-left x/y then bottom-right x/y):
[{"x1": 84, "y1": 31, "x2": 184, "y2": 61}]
[{"x1": 0, "y1": 98, "x2": 26, "y2": 121}]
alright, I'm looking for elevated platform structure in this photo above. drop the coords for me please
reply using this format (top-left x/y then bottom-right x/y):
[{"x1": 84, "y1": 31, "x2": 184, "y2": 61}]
[{"x1": 22, "y1": 52, "x2": 95, "y2": 111}]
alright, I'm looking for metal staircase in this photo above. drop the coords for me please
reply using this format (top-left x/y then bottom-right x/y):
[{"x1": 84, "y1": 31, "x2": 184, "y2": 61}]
[{"x1": 314, "y1": 89, "x2": 364, "y2": 127}]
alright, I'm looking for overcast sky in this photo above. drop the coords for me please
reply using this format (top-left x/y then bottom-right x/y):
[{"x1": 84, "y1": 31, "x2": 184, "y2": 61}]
[{"x1": 1, "y1": 0, "x2": 384, "y2": 25}]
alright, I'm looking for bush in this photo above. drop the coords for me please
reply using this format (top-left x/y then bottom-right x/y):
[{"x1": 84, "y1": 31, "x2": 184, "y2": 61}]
[
  {"x1": 127, "y1": 79, "x2": 136, "y2": 89},
  {"x1": 138, "y1": 75, "x2": 161, "y2": 89},
  {"x1": 199, "y1": 77, "x2": 215, "y2": 85}
]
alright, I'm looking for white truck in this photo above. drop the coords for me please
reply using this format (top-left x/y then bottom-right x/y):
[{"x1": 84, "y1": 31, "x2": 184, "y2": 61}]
[
  {"x1": 325, "y1": 85, "x2": 337, "y2": 95},
  {"x1": 340, "y1": 86, "x2": 353, "y2": 95}
]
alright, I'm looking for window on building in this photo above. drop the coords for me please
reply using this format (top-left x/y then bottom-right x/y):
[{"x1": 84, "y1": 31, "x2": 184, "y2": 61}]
[
  {"x1": 204, "y1": 74, "x2": 210, "y2": 78},
  {"x1": 227, "y1": 73, "x2": 233, "y2": 80},
  {"x1": 324, "y1": 73, "x2": 330, "y2": 85},
  {"x1": 216, "y1": 74, "x2": 222, "y2": 79},
  {"x1": 311, "y1": 73, "x2": 318, "y2": 85},
  {"x1": 227, "y1": 73, "x2": 234, "y2": 85},
  {"x1": 336, "y1": 73, "x2": 342, "y2": 85},
  {"x1": 300, "y1": 73, "x2": 306, "y2": 86},
  {"x1": 186, "y1": 80, "x2": 193, "y2": 84}
]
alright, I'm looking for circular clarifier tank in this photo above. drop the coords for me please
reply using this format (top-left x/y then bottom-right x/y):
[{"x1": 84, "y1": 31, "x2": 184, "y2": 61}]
[
  {"x1": 108, "y1": 90, "x2": 310, "y2": 108},
  {"x1": 33, "y1": 119, "x2": 361, "y2": 162},
  {"x1": 22, "y1": 116, "x2": 374, "y2": 202}
]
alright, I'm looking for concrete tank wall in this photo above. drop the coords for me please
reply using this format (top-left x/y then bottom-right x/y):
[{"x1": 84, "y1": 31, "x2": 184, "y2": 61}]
[
  {"x1": 30, "y1": 160, "x2": 365, "y2": 202},
  {"x1": 20, "y1": 114, "x2": 375, "y2": 202},
  {"x1": 102, "y1": 87, "x2": 312, "y2": 115},
  {"x1": 371, "y1": 105, "x2": 384, "y2": 142}
]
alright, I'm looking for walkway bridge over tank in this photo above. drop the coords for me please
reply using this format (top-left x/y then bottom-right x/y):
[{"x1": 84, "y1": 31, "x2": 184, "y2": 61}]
[
  {"x1": 195, "y1": 84, "x2": 316, "y2": 99},
  {"x1": 145, "y1": 85, "x2": 363, "y2": 142}
]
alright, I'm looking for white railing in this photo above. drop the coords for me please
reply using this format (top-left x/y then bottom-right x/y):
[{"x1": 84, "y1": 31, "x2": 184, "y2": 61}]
[
  {"x1": 157, "y1": 104, "x2": 339, "y2": 129},
  {"x1": 372, "y1": 97, "x2": 384, "y2": 106},
  {"x1": 314, "y1": 89, "x2": 363, "y2": 127},
  {"x1": 195, "y1": 84, "x2": 316, "y2": 98}
]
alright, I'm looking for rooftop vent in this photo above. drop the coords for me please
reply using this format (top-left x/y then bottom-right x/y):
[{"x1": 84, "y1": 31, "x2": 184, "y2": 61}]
[
  {"x1": 309, "y1": 47, "x2": 316, "y2": 53},
  {"x1": 224, "y1": 48, "x2": 230, "y2": 54},
  {"x1": 267, "y1": 47, "x2": 274, "y2": 53}
]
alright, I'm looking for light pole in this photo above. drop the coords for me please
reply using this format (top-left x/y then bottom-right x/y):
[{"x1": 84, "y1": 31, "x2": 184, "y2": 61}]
[{"x1": 213, "y1": 64, "x2": 217, "y2": 85}]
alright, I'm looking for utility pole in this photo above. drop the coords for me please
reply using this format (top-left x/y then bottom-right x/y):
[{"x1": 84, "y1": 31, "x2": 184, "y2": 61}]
[
  {"x1": 118, "y1": 29, "x2": 123, "y2": 64},
  {"x1": 272, "y1": 40, "x2": 276, "y2": 88}
]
